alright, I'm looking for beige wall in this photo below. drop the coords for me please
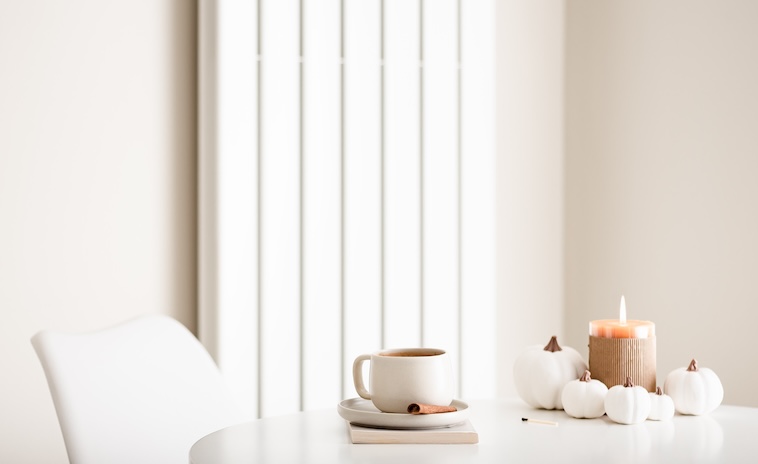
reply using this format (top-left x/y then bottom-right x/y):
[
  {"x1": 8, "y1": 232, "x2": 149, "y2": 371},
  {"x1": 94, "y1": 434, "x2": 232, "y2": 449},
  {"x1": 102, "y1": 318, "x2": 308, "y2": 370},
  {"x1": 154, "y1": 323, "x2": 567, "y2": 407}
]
[
  {"x1": 496, "y1": 0, "x2": 565, "y2": 398},
  {"x1": 565, "y1": 0, "x2": 758, "y2": 406},
  {"x1": 0, "y1": 1, "x2": 197, "y2": 462}
]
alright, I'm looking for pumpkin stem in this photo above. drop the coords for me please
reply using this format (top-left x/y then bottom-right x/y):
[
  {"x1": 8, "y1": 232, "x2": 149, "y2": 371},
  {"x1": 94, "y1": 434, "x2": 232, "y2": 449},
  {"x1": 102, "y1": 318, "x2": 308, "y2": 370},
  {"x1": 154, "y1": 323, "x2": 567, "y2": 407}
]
[
  {"x1": 543, "y1": 336, "x2": 562, "y2": 352},
  {"x1": 624, "y1": 376, "x2": 634, "y2": 388},
  {"x1": 656, "y1": 386, "x2": 663, "y2": 396},
  {"x1": 687, "y1": 359, "x2": 698, "y2": 372},
  {"x1": 580, "y1": 370, "x2": 591, "y2": 382}
]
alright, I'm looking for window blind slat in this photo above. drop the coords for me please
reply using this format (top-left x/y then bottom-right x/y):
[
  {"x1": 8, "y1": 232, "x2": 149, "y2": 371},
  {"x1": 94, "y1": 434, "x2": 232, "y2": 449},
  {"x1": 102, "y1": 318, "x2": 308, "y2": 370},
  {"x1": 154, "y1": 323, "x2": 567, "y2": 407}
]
[
  {"x1": 259, "y1": 0, "x2": 302, "y2": 417},
  {"x1": 383, "y1": 0, "x2": 422, "y2": 349},
  {"x1": 199, "y1": 0, "x2": 260, "y2": 420},
  {"x1": 302, "y1": 0, "x2": 342, "y2": 411},
  {"x1": 421, "y1": 0, "x2": 460, "y2": 392},
  {"x1": 342, "y1": 0, "x2": 383, "y2": 398}
]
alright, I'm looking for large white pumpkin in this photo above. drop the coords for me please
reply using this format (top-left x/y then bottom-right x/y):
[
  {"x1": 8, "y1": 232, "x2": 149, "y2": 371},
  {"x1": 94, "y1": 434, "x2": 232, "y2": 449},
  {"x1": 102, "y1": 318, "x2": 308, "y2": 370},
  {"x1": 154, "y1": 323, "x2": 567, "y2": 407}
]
[
  {"x1": 513, "y1": 336, "x2": 587, "y2": 410},
  {"x1": 664, "y1": 359, "x2": 723, "y2": 415}
]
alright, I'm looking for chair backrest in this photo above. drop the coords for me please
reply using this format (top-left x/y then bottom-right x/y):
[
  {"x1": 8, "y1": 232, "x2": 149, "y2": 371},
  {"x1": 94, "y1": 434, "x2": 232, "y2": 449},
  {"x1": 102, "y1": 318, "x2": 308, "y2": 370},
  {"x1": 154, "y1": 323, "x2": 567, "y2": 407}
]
[{"x1": 31, "y1": 314, "x2": 249, "y2": 464}]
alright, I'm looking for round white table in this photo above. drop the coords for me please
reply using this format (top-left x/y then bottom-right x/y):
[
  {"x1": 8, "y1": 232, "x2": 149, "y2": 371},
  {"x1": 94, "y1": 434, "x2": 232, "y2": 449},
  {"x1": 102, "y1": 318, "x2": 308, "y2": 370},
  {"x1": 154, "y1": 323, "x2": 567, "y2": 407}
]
[{"x1": 189, "y1": 398, "x2": 758, "y2": 463}]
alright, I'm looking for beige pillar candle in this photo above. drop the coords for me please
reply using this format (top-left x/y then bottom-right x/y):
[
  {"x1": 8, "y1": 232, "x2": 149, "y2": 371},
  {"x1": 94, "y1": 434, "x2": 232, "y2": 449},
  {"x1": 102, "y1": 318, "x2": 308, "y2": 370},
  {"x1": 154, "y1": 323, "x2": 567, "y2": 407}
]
[{"x1": 588, "y1": 296, "x2": 657, "y2": 392}]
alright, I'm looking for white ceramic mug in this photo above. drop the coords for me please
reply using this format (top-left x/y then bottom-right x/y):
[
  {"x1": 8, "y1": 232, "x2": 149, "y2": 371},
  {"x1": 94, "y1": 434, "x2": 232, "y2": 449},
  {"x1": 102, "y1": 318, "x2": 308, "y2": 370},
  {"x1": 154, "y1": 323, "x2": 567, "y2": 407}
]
[{"x1": 352, "y1": 348, "x2": 454, "y2": 413}]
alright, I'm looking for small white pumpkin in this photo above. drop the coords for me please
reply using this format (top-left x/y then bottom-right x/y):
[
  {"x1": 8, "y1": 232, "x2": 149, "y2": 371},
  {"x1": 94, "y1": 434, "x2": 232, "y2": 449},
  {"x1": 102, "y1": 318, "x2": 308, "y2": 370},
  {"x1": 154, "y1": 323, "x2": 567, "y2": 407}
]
[
  {"x1": 604, "y1": 376, "x2": 651, "y2": 425},
  {"x1": 664, "y1": 359, "x2": 723, "y2": 415},
  {"x1": 648, "y1": 386, "x2": 675, "y2": 421},
  {"x1": 513, "y1": 336, "x2": 587, "y2": 410},
  {"x1": 561, "y1": 370, "x2": 608, "y2": 419}
]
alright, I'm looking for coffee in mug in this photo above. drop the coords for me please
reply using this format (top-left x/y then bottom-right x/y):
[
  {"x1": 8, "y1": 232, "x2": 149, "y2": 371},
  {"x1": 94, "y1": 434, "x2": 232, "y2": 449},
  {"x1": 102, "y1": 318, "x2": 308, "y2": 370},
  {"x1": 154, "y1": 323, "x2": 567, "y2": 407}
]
[{"x1": 352, "y1": 348, "x2": 454, "y2": 413}]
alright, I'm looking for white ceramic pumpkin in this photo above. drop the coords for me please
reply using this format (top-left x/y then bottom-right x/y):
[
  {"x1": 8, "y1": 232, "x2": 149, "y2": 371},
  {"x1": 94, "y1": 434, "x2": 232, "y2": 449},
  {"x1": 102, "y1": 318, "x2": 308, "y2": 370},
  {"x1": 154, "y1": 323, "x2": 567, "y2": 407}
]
[
  {"x1": 513, "y1": 336, "x2": 587, "y2": 410},
  {"x1": 561, "y1": 370, "x2": 608, "y2": 419},
  {"x1": 664, "y1": 359, "x2": 723, "y2": 415},
  {"x1": 604, "y1": 377, "x2": 651, "y2": 425},
  {"x1": 648, "y1": 387, "x2": 675, "y2": 421}
]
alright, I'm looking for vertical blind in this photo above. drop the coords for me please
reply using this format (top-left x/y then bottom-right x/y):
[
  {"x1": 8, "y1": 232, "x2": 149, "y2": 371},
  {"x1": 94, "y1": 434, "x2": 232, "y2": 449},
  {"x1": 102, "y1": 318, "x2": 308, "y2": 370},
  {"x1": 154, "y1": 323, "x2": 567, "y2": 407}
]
[{"x1": 199, "y1": 0, "x2": 495, "y2": 419}]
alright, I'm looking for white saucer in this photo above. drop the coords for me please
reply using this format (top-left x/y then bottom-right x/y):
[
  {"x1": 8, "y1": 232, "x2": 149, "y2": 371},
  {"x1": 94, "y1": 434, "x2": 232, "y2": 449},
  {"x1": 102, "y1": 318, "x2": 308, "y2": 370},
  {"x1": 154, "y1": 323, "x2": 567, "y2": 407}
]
[{"x1": 337, "y1": 398, "x2": 470, "y2": 429}]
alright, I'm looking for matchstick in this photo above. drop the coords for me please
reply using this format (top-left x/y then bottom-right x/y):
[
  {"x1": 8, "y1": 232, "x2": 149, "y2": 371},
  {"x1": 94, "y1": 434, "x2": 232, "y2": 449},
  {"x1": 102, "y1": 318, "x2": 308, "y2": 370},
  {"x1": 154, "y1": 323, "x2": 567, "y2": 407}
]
[{"x1": 521, "y1": 417, "x2": 558, "y2": 426}]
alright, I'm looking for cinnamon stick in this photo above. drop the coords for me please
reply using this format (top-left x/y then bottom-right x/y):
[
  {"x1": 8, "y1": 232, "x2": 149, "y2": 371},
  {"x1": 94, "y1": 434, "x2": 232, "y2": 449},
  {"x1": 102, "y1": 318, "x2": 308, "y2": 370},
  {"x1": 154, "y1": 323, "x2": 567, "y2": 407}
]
[{"x1": 407, "y1": 403, "x2": 457, "y2": 414}]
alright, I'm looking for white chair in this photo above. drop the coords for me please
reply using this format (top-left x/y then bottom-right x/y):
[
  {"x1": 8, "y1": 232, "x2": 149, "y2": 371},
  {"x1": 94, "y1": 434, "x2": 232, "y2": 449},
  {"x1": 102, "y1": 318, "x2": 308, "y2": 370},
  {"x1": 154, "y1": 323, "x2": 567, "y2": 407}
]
[{"x1": 31, "y1": 314, "x2": 249, "y2": 464}]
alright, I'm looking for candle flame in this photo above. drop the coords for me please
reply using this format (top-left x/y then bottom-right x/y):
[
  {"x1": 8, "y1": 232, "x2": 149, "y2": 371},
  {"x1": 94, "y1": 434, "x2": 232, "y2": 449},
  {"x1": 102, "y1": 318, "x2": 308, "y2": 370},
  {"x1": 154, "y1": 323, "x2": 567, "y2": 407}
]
[{"x1": 620, "y1": 295, "x2": 627, "y2": 325}]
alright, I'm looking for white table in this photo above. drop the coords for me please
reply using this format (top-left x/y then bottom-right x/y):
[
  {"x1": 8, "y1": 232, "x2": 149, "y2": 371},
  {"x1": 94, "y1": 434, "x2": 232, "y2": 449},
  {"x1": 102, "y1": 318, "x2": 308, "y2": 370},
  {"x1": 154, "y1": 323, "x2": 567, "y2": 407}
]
[{"x1": 189, "y1": 398, "x2": 758, "y2": 463}]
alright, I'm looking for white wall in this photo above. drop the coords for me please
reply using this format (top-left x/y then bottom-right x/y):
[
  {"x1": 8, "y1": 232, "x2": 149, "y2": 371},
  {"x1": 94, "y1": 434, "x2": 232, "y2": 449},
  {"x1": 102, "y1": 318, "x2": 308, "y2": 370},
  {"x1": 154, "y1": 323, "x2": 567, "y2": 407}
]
[
  {"x1": 0, "y1": 1, "x2": 197, "y2": 462},
  {"x1": 495, "y1": 0, "x2": 565, "y2": 398},
  {"x1": 565, "y1": 0, "x2": 758, "y2": 407}
]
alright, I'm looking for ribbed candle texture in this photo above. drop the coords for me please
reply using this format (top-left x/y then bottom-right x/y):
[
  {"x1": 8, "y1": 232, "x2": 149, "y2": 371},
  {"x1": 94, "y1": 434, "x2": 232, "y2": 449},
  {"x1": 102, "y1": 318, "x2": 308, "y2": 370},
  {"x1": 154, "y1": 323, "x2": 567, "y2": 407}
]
[{"x1": 588, "y1": 336, "x2": 656, "y2": 392}]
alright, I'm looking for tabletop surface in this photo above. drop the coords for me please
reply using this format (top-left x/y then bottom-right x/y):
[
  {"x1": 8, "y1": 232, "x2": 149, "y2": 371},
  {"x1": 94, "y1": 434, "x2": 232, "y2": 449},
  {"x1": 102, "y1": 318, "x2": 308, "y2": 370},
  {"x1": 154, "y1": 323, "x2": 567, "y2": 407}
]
[{"x1": 189, "y1": 398, "x2": 758, "y2": 463}]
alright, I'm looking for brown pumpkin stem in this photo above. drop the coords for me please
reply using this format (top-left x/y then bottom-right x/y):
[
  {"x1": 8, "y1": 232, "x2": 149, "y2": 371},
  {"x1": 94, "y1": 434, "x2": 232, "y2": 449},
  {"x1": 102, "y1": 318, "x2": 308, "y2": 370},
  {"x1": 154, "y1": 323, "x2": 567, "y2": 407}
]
[
  {"x1": 580, "y1": 370, "x2": 592, "y2": 382},
  {"x1": 624, "y1": 376, "x2": 634, "y2": 388},
  {"x1": 543, "y1": 336, "x2": 562, "y2": 352},
  {"x1": 687, "y1": 359, "x2": 698, "y2": 372},
  {"x1": 656, "y1": 386, "x2": 663, "y2": 395}
]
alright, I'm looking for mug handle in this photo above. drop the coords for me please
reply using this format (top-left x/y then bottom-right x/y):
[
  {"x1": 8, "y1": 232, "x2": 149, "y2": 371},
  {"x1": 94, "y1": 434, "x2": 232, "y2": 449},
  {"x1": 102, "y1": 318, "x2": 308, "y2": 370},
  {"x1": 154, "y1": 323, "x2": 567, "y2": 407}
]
[{"x1": 352, "y1": 354, "x2": 372, "y2": 400}]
